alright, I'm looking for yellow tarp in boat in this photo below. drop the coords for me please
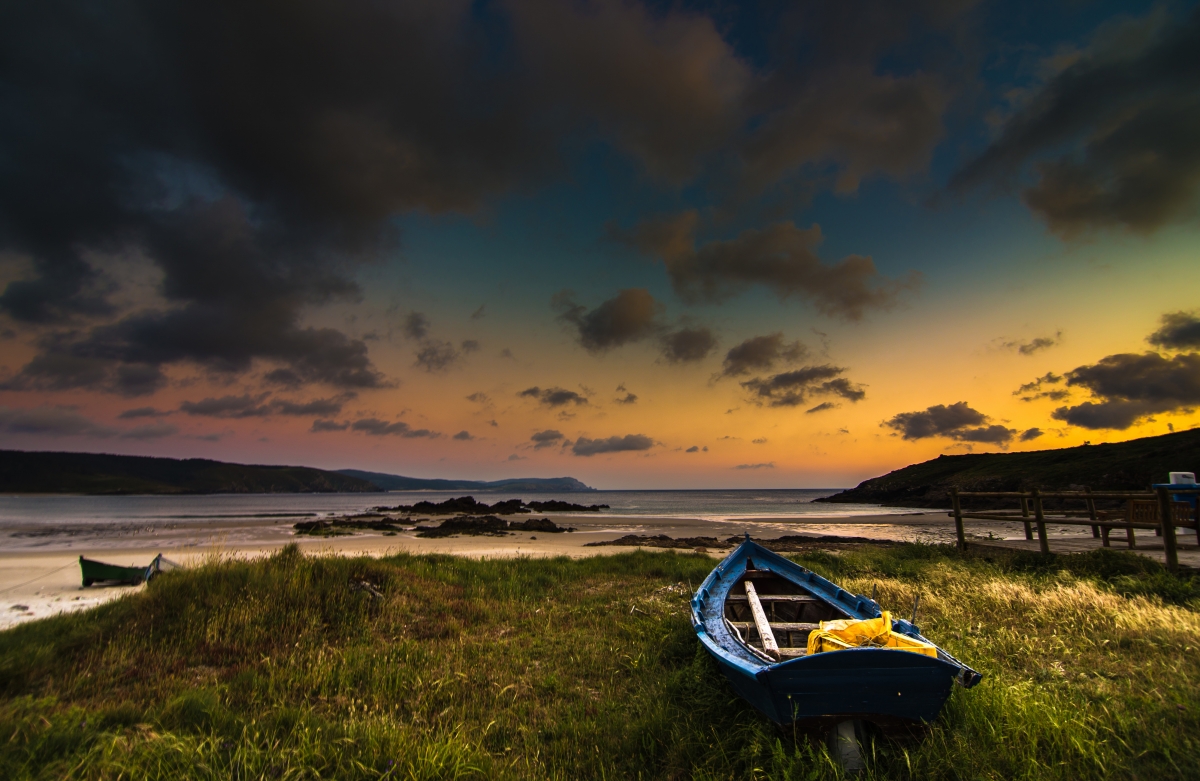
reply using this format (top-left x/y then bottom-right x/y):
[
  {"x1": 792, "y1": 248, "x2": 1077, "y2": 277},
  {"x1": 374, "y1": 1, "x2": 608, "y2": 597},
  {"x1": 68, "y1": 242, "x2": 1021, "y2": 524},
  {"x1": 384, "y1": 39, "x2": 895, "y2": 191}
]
[{"x1": 806, "y1": 611, "x2": 938, "y2": 657}]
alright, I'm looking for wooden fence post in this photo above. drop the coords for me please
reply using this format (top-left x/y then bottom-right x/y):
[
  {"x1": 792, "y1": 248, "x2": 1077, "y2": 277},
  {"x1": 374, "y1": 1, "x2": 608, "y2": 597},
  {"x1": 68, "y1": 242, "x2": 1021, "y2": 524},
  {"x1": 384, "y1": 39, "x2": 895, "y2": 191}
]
[
  {"x1": 1020, "y1": 496, "x2": 1033, "y2": 541},
  {"x1": 1085, "y1": 487, "x2": 1099, "y2": 538},
  {"x1": 950, "y1": 488, "x2": 966, "y2": 552},
  {"x1": 1156, "y1": 485, "x2": 1179, "y2": 572},
  {"x1": 1032, "y1": 488, "x2": 1050, "y2": 555}
]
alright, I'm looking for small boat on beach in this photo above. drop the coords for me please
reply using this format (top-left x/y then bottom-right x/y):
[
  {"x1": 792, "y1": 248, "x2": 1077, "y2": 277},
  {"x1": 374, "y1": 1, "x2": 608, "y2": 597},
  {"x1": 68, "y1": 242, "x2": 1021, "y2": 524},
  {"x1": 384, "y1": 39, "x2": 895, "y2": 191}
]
[
  {"x1": 79, "y1": 553, "x2": 173, "y2": 587},
  {"x1": 691, "y1": 536, "x2": 981, "y2": 725}
]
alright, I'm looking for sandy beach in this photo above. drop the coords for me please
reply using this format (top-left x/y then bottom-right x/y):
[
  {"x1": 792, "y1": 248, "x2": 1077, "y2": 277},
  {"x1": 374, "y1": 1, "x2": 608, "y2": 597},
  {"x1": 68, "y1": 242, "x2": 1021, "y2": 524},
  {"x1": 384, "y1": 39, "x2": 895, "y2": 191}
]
[{"x1": 0, "y1": 510, "x2": 951, "y2": 629}]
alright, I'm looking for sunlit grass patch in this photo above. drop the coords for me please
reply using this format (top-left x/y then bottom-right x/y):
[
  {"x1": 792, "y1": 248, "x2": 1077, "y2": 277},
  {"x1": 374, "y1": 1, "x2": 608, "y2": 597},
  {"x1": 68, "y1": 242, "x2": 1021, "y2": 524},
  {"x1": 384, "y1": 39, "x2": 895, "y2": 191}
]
[{"x1": 0, "y1": 544, "x2": 1196, "y2": 779}]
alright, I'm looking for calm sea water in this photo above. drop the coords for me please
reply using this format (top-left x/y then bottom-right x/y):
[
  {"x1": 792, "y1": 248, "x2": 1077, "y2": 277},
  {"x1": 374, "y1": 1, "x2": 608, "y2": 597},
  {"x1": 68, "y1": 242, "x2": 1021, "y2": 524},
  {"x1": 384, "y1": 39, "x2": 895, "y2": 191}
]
[
  {"x1": 0, "y1": 490, "x2": 1122, "y2": 546},
  {"x1": 0, "y1": 489, "x2": 926, "y2": 527}
]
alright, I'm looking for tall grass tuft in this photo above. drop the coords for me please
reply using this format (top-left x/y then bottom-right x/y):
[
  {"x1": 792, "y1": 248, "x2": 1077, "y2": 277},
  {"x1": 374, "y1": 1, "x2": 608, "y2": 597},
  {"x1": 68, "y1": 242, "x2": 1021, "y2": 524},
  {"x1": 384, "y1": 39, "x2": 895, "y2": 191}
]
[{"x1": 1, "y1": 544, "x2": 1196, "y2": 779}]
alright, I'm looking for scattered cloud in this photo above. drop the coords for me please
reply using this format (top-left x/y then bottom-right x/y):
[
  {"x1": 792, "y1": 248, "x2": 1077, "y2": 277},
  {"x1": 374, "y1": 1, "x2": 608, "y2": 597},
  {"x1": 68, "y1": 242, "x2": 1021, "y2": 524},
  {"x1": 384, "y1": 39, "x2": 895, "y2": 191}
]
[
  {"x1": 615, "y1": 392, "x2": 638, "y2": 405},
  {"x1": 120, "y1": 422, "x2": 179, "y2": 440},
  {"x1": 466, "y1": 392, "x2": 490, "y2": 404},
  {"x1": 117, "y1": 407, "x2": 169, "y2": 419},
  {"x1": 404, "y1": 313, "x2": 431, "y2": 340},
  {"x1": 741, "y1": 366, "x2": 865, "y2": 408},
  {"x1": 620, "y1": 211, "x2": 920, "y2": 318},
  {"x1": 554, "y1": 288, "x2": 662, "y2": 353},
  {"x1": 500, "y1": 349, "x2": 516, "y2": 360},
  {"x1": 453, "y1": 430, "x2": 474, "y2": 441},
  {"x1": 507, "y1": 454, "x2": 526, "y2": 461},
  {"x1": 414, "y1": 340, "x2": 463, "y2": 372},
  {"x1": 806, "y1": 401, "x2": 839, "y2": 414},
  {"x1": 461, "y1": 340, "x2": 480, "y2": 353},
  {"x1": 735, "y1": 462, "x2": 774, "y2": 470},
  {"x1": 752, "y1": 437, "x2": 768, "y2": 444},
  {"x1": 179, "y1": 393, "x2": 353, "y2": 418},
  {"x1": 311, "y1": 419, "x2": 350, "y2": 433},
  {"x1": 518, "y1": 386, "x2": 589, "y2": 407},
  {"x1": 1020, "y1": 428, "x2": 1044, "y2": 441},
  {"x1": 685, "y1": 445, "x2": 700, "y2": 453},
  {"x1": 1000, "y1": 331, "x2": 1062, "y2": 355},
  {"x1": 719, "y1": 333, "x2": 807, "y2": 378},
  {"x1": 884, "y1": 402, "x2": 1016, "y2": 445},
  {"x1": 179, "y1": 394, "x2": 272, "y2": 418},
  {"x1": 660, "y1": 326, "x2": 718, "y2": 363},
  {"x1": 0, "y1": 406, "x2": 116, "y2": 438},
  {"x1": 531, "y1": 429, "x2": 565, "y2": 449},
  {"x1": 572, "y1": 434, "x2": 655, "y2": 456},
  {"x1": 350, "y1": 418, "x2": 440, "y2": 438},
  {"x1": 1148, "y1": 311, "x2": 1200, "y2": 350},
  {"x1": 1052, "y1": 351, "x2": 1200, "y2": 429},
  {"x1": 1014, "y1": 372, "x2": 1070, "y2": 402},
  {"x1": 470, "y1": 305, "x2": 486, "y2": 320}
]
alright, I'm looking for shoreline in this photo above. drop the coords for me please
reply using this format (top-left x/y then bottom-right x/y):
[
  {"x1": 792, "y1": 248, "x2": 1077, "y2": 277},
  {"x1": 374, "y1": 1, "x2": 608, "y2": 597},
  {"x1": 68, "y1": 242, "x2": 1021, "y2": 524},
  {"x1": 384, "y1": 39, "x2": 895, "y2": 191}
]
[{"x1": 0, "y1": 511, "x2": 951, "y2": 629}]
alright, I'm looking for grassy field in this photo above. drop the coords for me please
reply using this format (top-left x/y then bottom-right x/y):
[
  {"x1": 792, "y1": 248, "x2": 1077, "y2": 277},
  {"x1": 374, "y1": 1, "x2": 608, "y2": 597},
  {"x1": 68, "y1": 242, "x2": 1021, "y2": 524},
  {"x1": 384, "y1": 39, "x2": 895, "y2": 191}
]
[{"x1": 1, "y1": 544, "x2": 1197, "y2": 780}]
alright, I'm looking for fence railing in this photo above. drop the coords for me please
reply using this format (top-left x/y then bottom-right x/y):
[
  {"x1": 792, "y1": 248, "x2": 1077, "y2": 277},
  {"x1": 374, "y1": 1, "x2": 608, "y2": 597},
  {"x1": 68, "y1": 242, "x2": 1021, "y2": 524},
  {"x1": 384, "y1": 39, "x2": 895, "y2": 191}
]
[{"x1": 949, "y1": 485, "x2": 1200, "y2": 571}]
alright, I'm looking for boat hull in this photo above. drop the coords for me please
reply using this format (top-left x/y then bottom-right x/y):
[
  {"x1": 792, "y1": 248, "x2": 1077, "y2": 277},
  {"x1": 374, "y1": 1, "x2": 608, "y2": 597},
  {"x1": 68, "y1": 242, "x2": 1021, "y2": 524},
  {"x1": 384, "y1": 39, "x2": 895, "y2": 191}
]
[
  {"x1": 692, "y1": 538, "x2": 979, "y2": 725},
  {"x1": 79, "y1": 555, "x2": 159, "y2": 587}
]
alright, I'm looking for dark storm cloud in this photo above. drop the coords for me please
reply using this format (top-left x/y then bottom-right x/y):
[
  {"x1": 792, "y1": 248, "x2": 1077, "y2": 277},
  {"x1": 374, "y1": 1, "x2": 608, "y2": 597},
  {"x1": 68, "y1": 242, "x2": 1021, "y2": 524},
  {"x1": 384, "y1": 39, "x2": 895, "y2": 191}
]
[
  {"x1": 1051, "y1": 352, "x2": 1200, "y2": 430},
  {"x1": 554, "y1": 289, "x2": 662, "y2": 353},
  {"x1": 0, "y1": 406, "x2": 116, "y2": 438},
  {"x1": 740, "y1": 366, "x2": 865, "y2": 408},
  {"x1": 0, "y1": 0, "x2": 554, "y2": 388},
  {"x1": 350, "y1": 418, "x2": 439, "y2": 438},
  {"x1": 531, "y1": 429, "x2": 564, "y2": 449},
  {"x1": 884, "y1": 402, "x2": 1016, "y2": 445},
  {"x1": 572, "y1": 434, "x2": 655, "y2": 456},
  {"x1": 719, "y1": 333, "x2": 808, "y2": 378},
  {"x1": 950, "y1": 8, "x2": 1200, "y2": 236},
  {"x1": 507, "y1": 0, "x2": 748, "y2": 184},
  {"x1": 621, "y1": 212, "x2": 919, "y2": 319},
  {"x1": 518, "y1": 387, "x2": 589, "y2": 407},
  {"x1": 1148, "y1": 311, "x2": 1200, "y2": 350},
  {"x1": 660, "y1": 327, "x2": 718, "y2": 363}
]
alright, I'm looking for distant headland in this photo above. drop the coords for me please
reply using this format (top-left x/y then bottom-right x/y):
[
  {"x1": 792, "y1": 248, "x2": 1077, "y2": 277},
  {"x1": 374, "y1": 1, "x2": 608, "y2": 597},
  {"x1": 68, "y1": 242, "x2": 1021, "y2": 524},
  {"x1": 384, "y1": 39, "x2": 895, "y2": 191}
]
[
  {"x1": 0, "y1": 450, "x2": 596, "y2": 495},
  {"x1": 817, "y1": 428, "x2": 1200, "y2": 508}
]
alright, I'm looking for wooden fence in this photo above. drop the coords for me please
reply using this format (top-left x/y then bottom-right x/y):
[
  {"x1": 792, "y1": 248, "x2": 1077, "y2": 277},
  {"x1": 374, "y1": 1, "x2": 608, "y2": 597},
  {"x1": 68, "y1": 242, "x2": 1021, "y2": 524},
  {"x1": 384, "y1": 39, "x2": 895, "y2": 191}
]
[{"x1": 949, "y1": 485, "x2": 1200, "y2": 571}]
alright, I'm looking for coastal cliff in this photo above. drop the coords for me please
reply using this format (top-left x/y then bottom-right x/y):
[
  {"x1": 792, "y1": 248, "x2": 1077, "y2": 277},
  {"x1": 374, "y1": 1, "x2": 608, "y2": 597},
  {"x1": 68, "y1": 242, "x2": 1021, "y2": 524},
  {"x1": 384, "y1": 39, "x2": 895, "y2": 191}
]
[{"x1": 817, "y1": 429, "x2": 1200, "y2": 508}]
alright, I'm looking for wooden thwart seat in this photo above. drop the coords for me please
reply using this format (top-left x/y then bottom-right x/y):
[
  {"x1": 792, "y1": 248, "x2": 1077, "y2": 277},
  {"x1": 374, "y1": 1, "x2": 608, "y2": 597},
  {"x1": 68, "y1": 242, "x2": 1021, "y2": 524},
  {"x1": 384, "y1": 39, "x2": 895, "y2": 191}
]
[{"x1": 744, "y1": 581, "x2": 780, "y2": 661}]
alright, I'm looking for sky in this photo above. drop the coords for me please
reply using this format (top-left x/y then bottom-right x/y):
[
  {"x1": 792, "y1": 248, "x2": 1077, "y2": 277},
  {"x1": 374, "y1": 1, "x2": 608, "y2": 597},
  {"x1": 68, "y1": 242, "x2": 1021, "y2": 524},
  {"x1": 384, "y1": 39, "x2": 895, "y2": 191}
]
[{"x1": 1, "y1": 0, "x2": 1199, "y2": 489}]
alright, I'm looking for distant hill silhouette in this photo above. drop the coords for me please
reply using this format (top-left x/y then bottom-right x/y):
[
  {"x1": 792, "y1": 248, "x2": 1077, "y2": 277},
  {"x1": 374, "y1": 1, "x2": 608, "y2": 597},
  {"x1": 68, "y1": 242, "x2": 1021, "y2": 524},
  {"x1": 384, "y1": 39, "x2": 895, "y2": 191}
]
[
  {"x1": 817, "y1": 428, "x2": 1200, "y2": 508},
  {"x1": 0, "y1": 450, "x2": 381, "y2": 495},
  {"x1": 335, "y1": 469, "x2": 595, "y2": 492}
]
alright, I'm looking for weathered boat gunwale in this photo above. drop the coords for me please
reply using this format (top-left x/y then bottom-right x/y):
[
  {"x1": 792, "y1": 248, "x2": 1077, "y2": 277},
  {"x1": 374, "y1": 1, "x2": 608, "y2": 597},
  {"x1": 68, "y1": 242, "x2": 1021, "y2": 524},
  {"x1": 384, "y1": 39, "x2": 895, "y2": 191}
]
[{"x1": 691, "y1": 537, "x2": 981, "y2": 724}]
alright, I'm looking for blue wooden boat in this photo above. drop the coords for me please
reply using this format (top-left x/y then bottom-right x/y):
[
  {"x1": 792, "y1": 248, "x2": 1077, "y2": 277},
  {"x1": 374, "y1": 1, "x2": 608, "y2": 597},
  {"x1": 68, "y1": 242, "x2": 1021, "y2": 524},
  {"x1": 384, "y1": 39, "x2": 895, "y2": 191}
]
[{"x1": 691, "y1": 537, "x2": 981, "y2": 725}]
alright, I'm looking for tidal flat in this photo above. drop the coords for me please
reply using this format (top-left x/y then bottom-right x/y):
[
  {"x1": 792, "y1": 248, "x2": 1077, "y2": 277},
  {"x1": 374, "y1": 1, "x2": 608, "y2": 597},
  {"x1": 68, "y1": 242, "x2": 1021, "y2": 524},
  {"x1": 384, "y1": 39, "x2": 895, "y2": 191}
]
[{"x1": 1, "y1": 545, "x2": 1197, "y2": 780}]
